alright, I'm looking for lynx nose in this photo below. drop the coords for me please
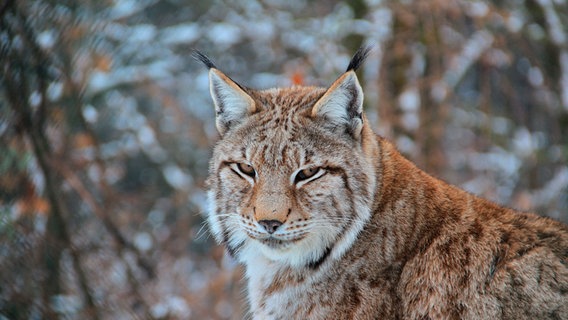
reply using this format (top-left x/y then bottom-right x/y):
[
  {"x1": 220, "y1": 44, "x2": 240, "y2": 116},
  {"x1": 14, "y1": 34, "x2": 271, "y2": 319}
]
[{"x1": 258, "y1": 220, "x2": 283, "y2": 234}]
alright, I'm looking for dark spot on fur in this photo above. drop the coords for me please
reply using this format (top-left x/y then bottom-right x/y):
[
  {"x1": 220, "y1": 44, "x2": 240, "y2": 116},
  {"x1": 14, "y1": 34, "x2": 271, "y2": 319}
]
[
  {"x1": 455, "y1": 302, "x2": 467, "y2": 318},
  {"x1": 345, "y1": 282, "x2": 362, "y2": 316},
  {"x1": 471, "y1": 220, "x2": 483, "y2": 240},
  {"x1": 536, "y1": 263, "x2": 545, "y2": 285},
  {"x1": 515, "y1": 241, "x2": 537, "y2": 260},
  {"x1": 488, "y1": 248, "x2": 505, "y2": 281},
  {"x1": 225, "y1": 240, "x2": 243, "y2": 258},
  {"x1": 548, "y1": 309, "x2": 563, "y2": 320},
  {"x1": 369, "y1": 264, "x2": 402, "y2": 289},
  {"x1": 307, "y1": 245, "x2": 333, "y2": 270},
  {"x1": 499, "y1": 231, "x2": 510, "y2": 245},
  {"x1": 510, "y1": 269, "x2": 526, "y2": 287},
  {"x1": 537, "y1": 231, "x2": 557, "y2": 241},
  {"x1": 463, "y1": 247, "x2": 472, "y2": 265},
  {"x1": 345, "y1": 85, "x2": 362, "y2": 120},
  {"x1": 512, "y1": 215, "x2": 529, "y2": 229}
]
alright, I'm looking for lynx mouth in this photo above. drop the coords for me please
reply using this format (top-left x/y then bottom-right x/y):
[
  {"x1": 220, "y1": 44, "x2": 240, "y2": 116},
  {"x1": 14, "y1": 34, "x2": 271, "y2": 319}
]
[
  {"x1": 244, "y1": 230, "x2": 307, "y2": 249},
  {"x1": 256, "y1": 235, "x2": 305, "y2": 249},
  {"x1": 260, "y1": 237, "x2": 293, "y2": 249}
]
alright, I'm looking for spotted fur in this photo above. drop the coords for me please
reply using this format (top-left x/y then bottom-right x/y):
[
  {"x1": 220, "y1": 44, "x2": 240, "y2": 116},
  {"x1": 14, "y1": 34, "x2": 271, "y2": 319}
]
[{"x1": 201, "y1": 49, "x2": 568, "y2": 319}]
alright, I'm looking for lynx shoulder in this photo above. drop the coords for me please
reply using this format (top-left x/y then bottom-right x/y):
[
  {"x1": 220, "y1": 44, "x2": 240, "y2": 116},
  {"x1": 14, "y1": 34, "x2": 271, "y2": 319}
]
[{"x1": 197, "y1": 48, "x2": 568, "y2": 320}]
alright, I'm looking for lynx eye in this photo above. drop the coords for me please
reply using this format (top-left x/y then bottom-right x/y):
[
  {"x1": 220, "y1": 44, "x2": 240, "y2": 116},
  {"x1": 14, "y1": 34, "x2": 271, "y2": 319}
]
[
  {"x1": 235, "y1": 163, "x2": 256, "y2": 177},
  {"x1": 294, "y1": 167, "x2": 323, "y2": 184}
]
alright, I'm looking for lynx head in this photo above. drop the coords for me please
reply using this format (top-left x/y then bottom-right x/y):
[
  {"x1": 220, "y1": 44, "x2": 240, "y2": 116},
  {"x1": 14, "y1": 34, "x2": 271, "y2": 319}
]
[{"x1": 198, "y1": 47, "x2": 379, "y2": 269}]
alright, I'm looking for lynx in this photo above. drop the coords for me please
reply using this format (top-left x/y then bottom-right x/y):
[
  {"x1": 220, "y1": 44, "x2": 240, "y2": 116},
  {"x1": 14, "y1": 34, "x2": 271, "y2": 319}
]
[{"x1": 196, "y1": 47, "x2": 568, "y2": 319}]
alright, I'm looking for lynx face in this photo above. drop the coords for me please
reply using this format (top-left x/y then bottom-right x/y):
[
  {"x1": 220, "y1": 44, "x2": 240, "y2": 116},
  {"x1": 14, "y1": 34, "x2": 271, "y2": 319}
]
[{"x1": 201, "y1": 49, "x2": 377, "y2": 268}]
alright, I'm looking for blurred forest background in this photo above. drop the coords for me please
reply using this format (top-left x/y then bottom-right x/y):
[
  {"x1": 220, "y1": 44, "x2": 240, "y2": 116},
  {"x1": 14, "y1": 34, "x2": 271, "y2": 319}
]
[{"x1": 1, "y1": 0, "x2": 567, "y2": 319}]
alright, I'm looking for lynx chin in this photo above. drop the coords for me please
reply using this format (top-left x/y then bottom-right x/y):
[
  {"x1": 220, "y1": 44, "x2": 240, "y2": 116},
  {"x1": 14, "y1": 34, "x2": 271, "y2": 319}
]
[{"x1": 196, "y1": 47, "x2": 568, "y2": 319}]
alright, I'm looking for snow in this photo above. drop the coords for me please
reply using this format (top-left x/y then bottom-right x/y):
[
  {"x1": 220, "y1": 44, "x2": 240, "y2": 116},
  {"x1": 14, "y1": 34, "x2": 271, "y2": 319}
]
[
  {"x1": 506, "y1": 11, "x2": 525, "y2": 33},
  {"x1": 109, "y1": 0, "x2": 157, "y2": 20},
  {"x1": 528, "y1": 67, "x2": 544, "y2": 87},
  {"x1": 28, "y1": 91, "x2": 42, "y2": 108},
  {"x1": 468, "y1": 149, "x2": 521, "y2": 178},
  {"x1": 137, "y1": 124, "x2": 156, "y2": 146},
  {"x1": 445, "y1": 31, "x2": 494, "y2": 88},
  {"x1": 50, "y1": 295, "x2": 83, "y2": 314},
  {"x1": 36, "y1": 30, "x2": 56, "y2": 49},
  {"x1": 536, "y1": 0, "x2": 566, "y2": 45},
  {"x1": 82, "y1": 105, "x2": 98, "y2": 123},
  {"x1": 47, "y1": 81, "x2": 64, "y2": 101},
  {"x1": 128, "y1": 24, "x2": 157, "y2": 43},
  {"x1": 134, "y1": 232, "x2": 153, "y2": 251},
  {"x1": 161, "y1": 24, "x2": 200, "y2": 45},
  {"x1": 162, "y1": 164, "x2": 192, "y2": 190},
  {"x1": 399, "y1": 88, "x2": 420, "y2": 112},
  {"x1": 208, "y1": 23, "x2": 242, "y2": 48},
  {"x1": 466, "y1": 1, "x2": 489, "y2": 17},
  {"x1": 151, "y1": 295, "x2": 191, "y2": 318}
]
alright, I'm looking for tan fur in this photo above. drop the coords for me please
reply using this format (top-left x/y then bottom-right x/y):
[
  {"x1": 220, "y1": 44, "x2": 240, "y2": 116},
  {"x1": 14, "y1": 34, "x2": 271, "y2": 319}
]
[{"x1": 204, "y1": 55, "x2": 568, "y2": 319}]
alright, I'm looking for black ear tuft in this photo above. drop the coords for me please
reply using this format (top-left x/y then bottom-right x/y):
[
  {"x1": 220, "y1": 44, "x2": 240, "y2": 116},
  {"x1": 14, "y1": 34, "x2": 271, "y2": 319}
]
[
  {"x1": 192, "y1": 50, "x2": 217, "y2": 69},
  {"x1": 345, "y1": 45, "x2": 373, "y2": 72}
]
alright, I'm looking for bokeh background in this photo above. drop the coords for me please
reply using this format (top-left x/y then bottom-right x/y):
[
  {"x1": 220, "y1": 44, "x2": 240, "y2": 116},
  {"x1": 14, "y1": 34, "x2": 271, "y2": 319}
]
[{"x1": 1, "y1": 0, "x2": 567, "y2": 319}]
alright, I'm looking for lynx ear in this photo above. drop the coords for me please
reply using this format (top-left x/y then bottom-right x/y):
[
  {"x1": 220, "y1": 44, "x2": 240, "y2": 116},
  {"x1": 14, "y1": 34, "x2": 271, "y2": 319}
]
[
  {"x1": 209, "y1": 69, "x2": 256, "y2": 135},
  {"x1": 311, "y1": 71, "x2": 364, "y2": 138},
  {"x1": 193, "y1": 50, "x2": 256, "y2": 135}
]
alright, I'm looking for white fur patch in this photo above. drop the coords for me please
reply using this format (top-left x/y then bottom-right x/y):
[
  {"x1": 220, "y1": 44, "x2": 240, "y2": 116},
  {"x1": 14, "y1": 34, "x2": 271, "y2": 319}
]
[
  {"x1": 312, "y1": 71, "x2": 363, "y2": 127},
  {"x1": 209, "y1": 69, "x2": 254, "y2": 134},
  {"x1": 206, "y1": 190, "x2": 224, "y2": 243}
]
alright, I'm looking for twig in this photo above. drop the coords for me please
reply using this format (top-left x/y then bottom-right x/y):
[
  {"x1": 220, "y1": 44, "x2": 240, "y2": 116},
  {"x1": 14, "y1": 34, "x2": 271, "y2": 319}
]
[
  {"x1": 52, "y1": 160, "x2": 155, "y2": 278},
  {"x1": 4, "y1": 63, "x2": 101, "y2": 320},
  {"x1": 54, "y1": 19, "x2": 157, "y2": 280}
]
